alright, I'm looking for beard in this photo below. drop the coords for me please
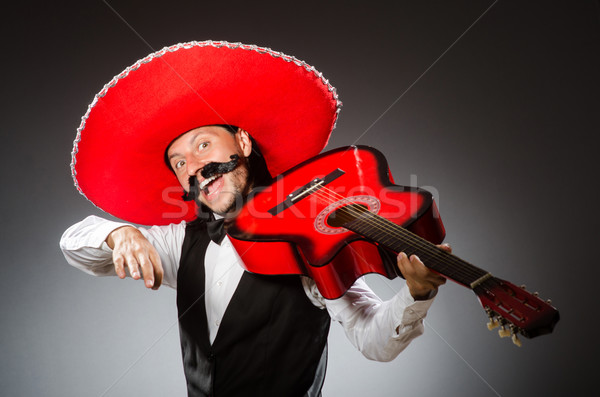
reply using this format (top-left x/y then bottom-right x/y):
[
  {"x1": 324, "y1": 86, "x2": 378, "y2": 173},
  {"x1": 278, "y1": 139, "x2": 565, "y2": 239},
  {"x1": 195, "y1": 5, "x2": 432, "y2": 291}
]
[
  {"x1": 184, "y1": 154, "x2": 250, "y2": 217},
  {"x1": 202, "y1": 163, "x2": 250, "y2": 216}
]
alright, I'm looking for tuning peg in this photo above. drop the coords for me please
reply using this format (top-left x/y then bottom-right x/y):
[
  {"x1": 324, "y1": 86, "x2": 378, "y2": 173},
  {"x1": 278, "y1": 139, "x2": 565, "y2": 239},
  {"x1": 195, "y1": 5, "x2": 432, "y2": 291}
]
[
  {"x1": 546, "y1": 299, "x2": 552, "y2": 305},
  {"x1": 498, "y1": 325, "x2": 511, "y2": 338},
  {"x1": 487, "y1": 317, "x2": 500, "y2": 330},
  {"x1": 511, "y1": 333, "x2": 522, "y2": 347},
  {"x1": 487, "y1": 319, "x2": 500, "y2": 330},
  {"x1": 484, "y1": 308, "x2": 500, "y2": 330},
  {"x1": 533, "y1": 291, "x2": 539, "y2": 297},
  {"x1": 520, "y1": 284, "x2": 526, "y2": 289},
  {"x1": 508, "y1": 325, "x2": 522, "y2": 347}
]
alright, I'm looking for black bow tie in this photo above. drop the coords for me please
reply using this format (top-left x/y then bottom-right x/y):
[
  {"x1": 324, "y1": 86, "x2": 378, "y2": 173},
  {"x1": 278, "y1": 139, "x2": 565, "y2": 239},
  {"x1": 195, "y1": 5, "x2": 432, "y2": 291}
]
[{"x1": 206, "y1": 217, "x2": 226, "y2": 245}]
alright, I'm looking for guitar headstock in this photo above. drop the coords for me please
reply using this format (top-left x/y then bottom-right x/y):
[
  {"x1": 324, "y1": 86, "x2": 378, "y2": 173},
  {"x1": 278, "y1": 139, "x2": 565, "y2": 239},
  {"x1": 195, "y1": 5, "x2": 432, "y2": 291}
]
[{"x1": 473, "y1": 277, "x2": 560, "y2": 346}]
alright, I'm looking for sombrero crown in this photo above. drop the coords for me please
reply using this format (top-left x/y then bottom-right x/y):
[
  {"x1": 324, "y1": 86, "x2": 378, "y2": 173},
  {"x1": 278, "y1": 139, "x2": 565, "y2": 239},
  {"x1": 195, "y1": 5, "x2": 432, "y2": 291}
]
[{"x1": 72, "y1": 40, "x2": 341, "y2": 225}]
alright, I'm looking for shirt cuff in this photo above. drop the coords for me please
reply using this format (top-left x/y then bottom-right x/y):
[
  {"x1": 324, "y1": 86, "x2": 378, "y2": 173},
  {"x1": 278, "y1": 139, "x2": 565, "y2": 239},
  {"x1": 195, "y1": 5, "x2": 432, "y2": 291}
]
[
  {"x1": 61, "y1": 215, "x2": 131, "y2": 251},
  {"x1": 92, "y1": 222, "x2": 131, "y2": 251},
  {"x1": 391, "y1": 286, "x2": 436, "y2": 338}
]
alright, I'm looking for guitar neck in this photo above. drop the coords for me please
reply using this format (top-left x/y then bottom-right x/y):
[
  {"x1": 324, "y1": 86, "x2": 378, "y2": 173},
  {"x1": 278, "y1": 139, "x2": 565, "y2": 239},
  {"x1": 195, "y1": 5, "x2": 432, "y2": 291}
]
[{"x1": 344, "y1": 212, "x2": 489, "y2": 288}]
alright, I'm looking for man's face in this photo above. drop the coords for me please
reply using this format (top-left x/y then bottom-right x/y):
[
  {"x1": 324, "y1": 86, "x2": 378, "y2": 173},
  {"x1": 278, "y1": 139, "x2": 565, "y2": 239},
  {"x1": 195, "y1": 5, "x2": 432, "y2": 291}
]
[{"x1": 167, "y1": 126, "x2": 253, "y2": 215}]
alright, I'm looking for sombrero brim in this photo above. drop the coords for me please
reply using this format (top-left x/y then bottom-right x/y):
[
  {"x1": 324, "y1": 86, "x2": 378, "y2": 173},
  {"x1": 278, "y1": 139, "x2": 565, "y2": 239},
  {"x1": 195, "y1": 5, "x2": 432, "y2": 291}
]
[{"x1": 72, "y1": 41, "x2": 341, "y2": 225}]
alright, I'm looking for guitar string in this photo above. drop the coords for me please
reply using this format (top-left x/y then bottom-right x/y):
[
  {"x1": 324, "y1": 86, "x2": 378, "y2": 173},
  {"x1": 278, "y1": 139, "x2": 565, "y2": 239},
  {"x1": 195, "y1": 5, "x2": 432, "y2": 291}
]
[
  {"x1": 306, "y1": 185, "x2": 488, "y2": 284},
  {"x1": 355, "y1": 209, "x2": 487, "y2": 283},
  {"x1": 332, "y1": 200, "x2": 490, "y2": 284},
  {"x1": 307, "y1": 184, "x2": 440, "y2": 255}
]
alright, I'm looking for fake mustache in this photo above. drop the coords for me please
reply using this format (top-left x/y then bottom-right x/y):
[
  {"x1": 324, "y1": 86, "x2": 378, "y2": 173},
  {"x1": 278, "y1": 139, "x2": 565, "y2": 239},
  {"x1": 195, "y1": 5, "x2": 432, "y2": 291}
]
[{"x1": 182, "y1": 154, "x2": 240, "y2": 202}]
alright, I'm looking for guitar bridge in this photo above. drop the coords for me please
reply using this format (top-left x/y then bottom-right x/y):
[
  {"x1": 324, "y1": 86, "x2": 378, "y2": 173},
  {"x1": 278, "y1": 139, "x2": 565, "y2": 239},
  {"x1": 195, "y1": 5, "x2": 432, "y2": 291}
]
[{"x1": 268, "y1": 169, "x2": 345, "y2": 216}]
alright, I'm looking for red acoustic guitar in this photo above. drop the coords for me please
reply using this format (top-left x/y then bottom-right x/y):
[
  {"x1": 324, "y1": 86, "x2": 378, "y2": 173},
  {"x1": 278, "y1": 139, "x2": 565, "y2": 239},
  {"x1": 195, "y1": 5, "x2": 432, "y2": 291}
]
[{"x1": 226, "y1": 145, "x2": 559, "y2": 346}]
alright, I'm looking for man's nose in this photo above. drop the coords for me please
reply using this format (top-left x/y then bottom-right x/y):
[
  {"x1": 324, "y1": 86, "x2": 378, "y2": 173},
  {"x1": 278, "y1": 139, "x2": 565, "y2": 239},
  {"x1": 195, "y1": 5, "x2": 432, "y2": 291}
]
[{"x1": 186, "y1": 157, "x2": 208, "y2": 177}]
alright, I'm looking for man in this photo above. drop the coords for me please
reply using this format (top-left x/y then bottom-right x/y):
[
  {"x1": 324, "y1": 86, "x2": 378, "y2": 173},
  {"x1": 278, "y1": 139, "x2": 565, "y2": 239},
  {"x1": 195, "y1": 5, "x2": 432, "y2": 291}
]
[{"x1": 61, "y1": 41, "x2": 448, "y2": 396}]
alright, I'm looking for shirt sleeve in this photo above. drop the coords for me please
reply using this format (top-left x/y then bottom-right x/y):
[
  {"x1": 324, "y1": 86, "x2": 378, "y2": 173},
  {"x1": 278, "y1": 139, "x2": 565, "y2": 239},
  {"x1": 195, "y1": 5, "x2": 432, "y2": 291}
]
[
  {"x1": 302, "y1": 276, "x2": 436, "y2": 362},
  {"x1": 59, "y1": 215, "x2": 185, "y2": 289}
]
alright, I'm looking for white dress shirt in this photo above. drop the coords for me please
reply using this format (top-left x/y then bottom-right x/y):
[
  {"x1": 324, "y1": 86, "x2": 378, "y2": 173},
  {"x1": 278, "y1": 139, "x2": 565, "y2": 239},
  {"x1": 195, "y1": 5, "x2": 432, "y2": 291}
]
[{"x1": 60, "y1": 215, "x2": 436, "y2": 361}]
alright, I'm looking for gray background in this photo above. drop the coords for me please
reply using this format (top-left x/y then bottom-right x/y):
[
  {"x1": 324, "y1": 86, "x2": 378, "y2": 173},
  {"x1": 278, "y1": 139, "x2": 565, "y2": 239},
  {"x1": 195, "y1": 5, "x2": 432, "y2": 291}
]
[{"x1": 2, "y1": 1, "x2": 598, "y2": 396}]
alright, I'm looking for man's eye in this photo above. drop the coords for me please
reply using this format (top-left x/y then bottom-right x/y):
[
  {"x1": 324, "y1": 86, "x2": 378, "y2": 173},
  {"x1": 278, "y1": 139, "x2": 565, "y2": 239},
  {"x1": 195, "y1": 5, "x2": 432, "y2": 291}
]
[
  {"x1": 199, "y1": 142, "x2": 209, "y2": 150},
  {"x1": 175, "y1": 160, "x2": 185, "y2": 169}
]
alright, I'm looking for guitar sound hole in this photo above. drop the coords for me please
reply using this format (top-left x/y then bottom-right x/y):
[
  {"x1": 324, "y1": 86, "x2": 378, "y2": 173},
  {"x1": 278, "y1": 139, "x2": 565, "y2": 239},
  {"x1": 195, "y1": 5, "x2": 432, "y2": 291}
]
[{"x1": 326, "y1": 204, "x2": 368, "y2": 228}]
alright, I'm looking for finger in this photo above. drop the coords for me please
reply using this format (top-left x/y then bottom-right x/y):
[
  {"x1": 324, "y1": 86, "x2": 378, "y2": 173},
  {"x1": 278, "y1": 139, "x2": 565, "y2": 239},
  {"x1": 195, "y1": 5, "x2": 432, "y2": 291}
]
[
  {"x1": 137, "y1": 254, "x2": 155, "y2": 288},
  {"x1": 406, "y1": 254, "x2": 428, "y2": 277},
  {"x1": 125, "y1": 255, "x2": 141, "y2": 279},
  {"x1": 396, "y1": 252, "x2": 410, "y2": 272},
  {"x1": 398, "y1": 252, "x2": 424, "y2": 281},
  {"x1": 438, "y1": 243, "x2": 452, "y2": 253},
  {"x1": 409, "y1": 254, "x2": 424, "y2": 267},
  {"x1": 113, "y1": 254, "x2": 126, "y2": 279},
  {"x1": 149, "y1": 251, "x2": 164, "y2": 290},
  {"x1": 410, "y1": 253, "x2": 445, "y2": 285}
]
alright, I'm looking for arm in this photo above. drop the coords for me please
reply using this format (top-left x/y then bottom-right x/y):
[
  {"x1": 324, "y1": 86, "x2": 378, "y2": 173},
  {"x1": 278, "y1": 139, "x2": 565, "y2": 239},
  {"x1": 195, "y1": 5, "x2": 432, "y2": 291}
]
[
  {"x1": 304, "y1": 245, "x2": 449, "y2": 362},
  {"x1": 59, "y1": 215, "x2": 185, "y2": 289}
]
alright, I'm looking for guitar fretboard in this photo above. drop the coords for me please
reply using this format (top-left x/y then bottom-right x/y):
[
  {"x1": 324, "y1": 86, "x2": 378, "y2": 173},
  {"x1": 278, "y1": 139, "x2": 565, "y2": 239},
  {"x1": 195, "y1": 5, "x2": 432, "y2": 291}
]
[{"x1": 344, "y1": 210, "x2": 489, "y2": 287}]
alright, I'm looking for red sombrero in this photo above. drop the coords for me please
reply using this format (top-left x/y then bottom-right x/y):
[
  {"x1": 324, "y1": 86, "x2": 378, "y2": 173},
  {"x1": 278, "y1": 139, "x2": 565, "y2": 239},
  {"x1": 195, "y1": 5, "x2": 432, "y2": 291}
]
[{"x1": 71, "y1": 40, "x2": 341, "y2": 226}]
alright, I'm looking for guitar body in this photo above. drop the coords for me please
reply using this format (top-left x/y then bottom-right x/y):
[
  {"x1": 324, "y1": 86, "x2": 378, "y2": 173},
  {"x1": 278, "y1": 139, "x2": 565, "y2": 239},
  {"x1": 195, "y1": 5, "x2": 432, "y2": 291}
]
[{"x1": 227, "y1": 145, "x2": 445, "y2": 299}]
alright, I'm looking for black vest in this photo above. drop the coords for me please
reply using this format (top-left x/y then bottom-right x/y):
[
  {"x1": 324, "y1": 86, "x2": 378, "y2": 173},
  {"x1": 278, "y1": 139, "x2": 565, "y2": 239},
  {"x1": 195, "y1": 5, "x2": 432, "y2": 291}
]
[{"x1": 177, "y1": 220, "x2": 331, "y2": 396}]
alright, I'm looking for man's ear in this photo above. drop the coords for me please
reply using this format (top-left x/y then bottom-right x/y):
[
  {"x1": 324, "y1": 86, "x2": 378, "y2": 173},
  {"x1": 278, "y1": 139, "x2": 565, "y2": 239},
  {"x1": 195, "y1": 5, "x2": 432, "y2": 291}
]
[{"x1": 236, "y1": 128, "x2": 253, "y2": 157}]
